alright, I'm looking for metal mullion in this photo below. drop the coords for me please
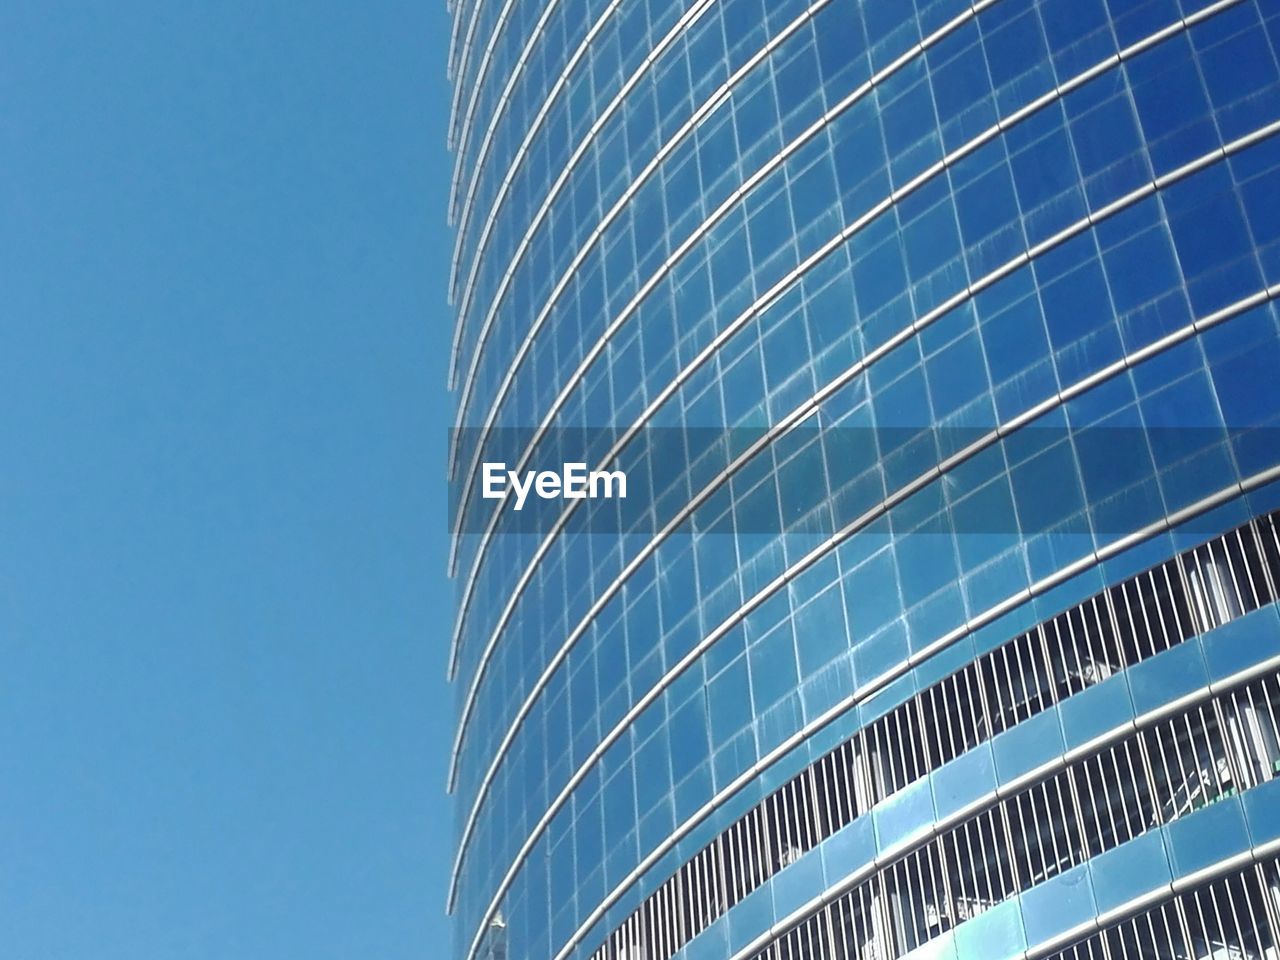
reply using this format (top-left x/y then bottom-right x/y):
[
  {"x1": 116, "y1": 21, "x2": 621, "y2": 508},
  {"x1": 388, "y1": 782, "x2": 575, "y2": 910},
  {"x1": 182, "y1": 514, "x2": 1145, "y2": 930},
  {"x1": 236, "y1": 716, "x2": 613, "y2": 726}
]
[
  {"x1": 875, "y1": 870, "x2": 894, "y2": 960},
  {"x1": 823, "y1": 751, "x2": 841, "y2": 828},
  {"x1": 921, "y1": 835, "x2": 948, "y2": 942},
  {"x1": 992, "y1": 802, "x2": 1017, "y2": 900},
  {"x1": 732, "y1": 820, "x2": 747, "y2": 902},
  {"x1": 690, "y1": 850, "x2": 705, "y2": 933},
  {"x1": 1049, "y1": 769, "x2": 1083, "y2": 873},
  {"x1": 1095, "y1": 751, "x2": 1124, "y2": 846},
  {"x1": 1187, "y1": 546, "x2": 1212, "y2": 632},
  {"x1": 1052, "y1": 615, "x2": 1080, "y2": 699},
  {"x1": 1134, "y1": 573, "x2": 1159, "y2": 660},
  {"x1": 834, "y1": 888, "x2": 851, "y2": 960},
  {"x1": 796, "y1": 776, "x2": 813, "y2": 853},
  {"x1": 1256, "y1": 678, "x2": 1280, "y2": 771},
  {"x1": 784, "y1": 779, "x2": 800, "y2": 856},
  {"x1": 1188, "y1": 884, "x2": 1215, "y2": 952},
  {"x1": 1266, "y1": 515, "x2": 1280, "y2": 572},
  {"x1": 1076, "y1": 755, "x2": 1106, "y2": 855},
  {"x1": 813, "y1": 760, "x2": 832, "y2": 841},
  {"x1": 865, "y1": 724, "x2": 882, "y2": 802},
  {"x1": 1131, "y1": 728, "x2": 1165, "y2": 831},
  {"x1": 1010, "y1": 633, "x2": 1035, "y2": 721},
  {"x1": 961, "y1": 814, "x2": 990, "y2": 908},
  {"x1": 1036, "y1": 780, "x2": 1068, "y2": 883},
  {"x1": 1227, "y1": 687, "x2": 1260, "y2": 792},
  {"x1": 784, "y1": 779, "x2": 799, "y2": 861},
  {"x1": 1198, "y1": 704, "x2": 1233, "y2": 795},
  {"x1": 867, "y1": 725, "x2": 885, "y2": 802},
  {"x1": 1248, "y1": 518, "x2": 1279, "y2": 603},
  {"x1": 671, "y1": 880, "x2": 683, "y2": 958},
  {"x1": 809, "y1": 764, "x2": 829, "y2": 843},
  {"x1": 838, "y1": 743, "x2": 856, "y2": 824},
  {"x1": 668, "y1": 865, "x2": 683, "y2": 952},
  {"x1": 890, "y1": 707, "x2": 909, "y2": 794},
  {"x1": 1214, "y1": 538, "x2": 1248, "y2": 620},
  {"x1": 1207, "y1": 540, "x2": 1238, "y2": 621},
  {"x1": 831, "y1": 745, "x2": 849, "y2": 825},
  {"x1": 1108, "y1": 912, "x2": 1133, "y2": 960},
  {"x1": 917, "y1": 839, "x2": 946, "y2": 933},
  {"x1": 1080, "y1": 604, "x2": 1103, "y2": 682},
  {"x1": 998, "y1": 643, "x2": 1020, "y2": 729},
  {"x1": 890, "y1": 711, "x2": 911, "y2": 798},
  {"x1": 1167, "y1": 896, "x2": 1194, "y2": 960},
  {"x1": 1139, "y1": 909, "x2": 1162, "y2": 960},
  {"x1": 756, "y1": 798, "x2": 773, "y2": 884},
  {"x1": 1177, "y1": 711, "x2": 1206, "y2": 798},
  {"x1": 975, "y1": 808, "x2": 1002, "y2": 906},
  {"x1": 1144, "y1": 571, "x2": 1172, "y2": 653},
  {"x1": 914, "y1": 694, "x2": 936, "y2": 785},
  {"x1": 1090, "y1": 594, "x2": 1116, "y2": 666},
  {"x1": 1158, "y1": 561, "x2": 1190, "y2": 645},
  {"x1": 1126, "y1": 742, "x2": 1157, "y2": 839},
  {"x1": 819, "y1": 895, "x2": 837, "y2": 960},
  {"x1": 1228, "y1": 866, "x2": 1263, "y2": 951},
  {"x1": 1100, "y1": 587, "x2": 1128, "y2": 670},
  {"x1": 963, "y1": 663, "x2": 990, "y2": 753},
  {"x1": 1243, "y1": 683, "x2": 1275, "y2": 785},
  {"x1": 906, "y1": 697, "x2": 929, "y2": 789},
  {"x1": 722, "y1": 825, "x2": 737, "y2": 907},
  {"x1": 1057, "y1": 762, "x2": 1090, "y2": 868},
  {"x1": 1205, "y1": 881, "x2": 1232, "y2": 954},
  {"x1": 1116, "y1": 580, "x2": 1141, "y2": 661},
  {"x1": 899, "y1": 856, "x2": 922, "y2": 953},
  {"x1": 1010, "y1": 790, "x2": 1040, "y2": 888},
  {"x1": 996, "y1": 797, "x2": 1023, "y2": 897},
  {"x1": 1201, "y1": 545, "x2": 1225, "y2": 630},
  {"x1": 922, "y1": 684, "x2": 945, "y2": 771},
  {"x1": 714, "y1": 836, "x2": 729, "y2": 919},
  {"x1": 776, "y1": 783, "x2": 792, "y2": 866},
  {"x1": 1102, "y1": 747, "x2": 1133, "y2": 843},
  {"x1": 1252, "y1": 861, "x2": 1280, "y2": 949},
  {"x1": 656, "y1": 884, "x2": 668, "y2": 960},
  {"x1": 1066, "y1": 606, "x2": 1096, "y2": 697},
  {"x1": 708, "y1": 843, "x2": 722, "y2": 927},
  {"x1": 1172, "y1": 553, "x2": 1198, "y2": 637},
  {"x1": 1032, "y1": 624, "x2": 1059, "y2": 709},
  {"x1": 950, "y1": 825, "x2": 975, "y2": 922},
  {"x1": 1027, "y1": 629, "x2": 1052, "y2": 716},
  {"x1": 918, "y1": 846, "x2": 940, "y2": 945},
  {"x1": 1234, "y1": 528, "x2": 1263, "y2": 609},
  {"x1": 1045, "y1": 617, "x2": 1072, "y2": 702},
  {"x1": 939, "y1": 677, "x2": 961, "y2": 762},
  {"x1": 1149, "y1": 902, "x2": 1178, "y2": 960},
  {"x1": 1164, "y1": 716, "x2": 1199, "y2": 817}
]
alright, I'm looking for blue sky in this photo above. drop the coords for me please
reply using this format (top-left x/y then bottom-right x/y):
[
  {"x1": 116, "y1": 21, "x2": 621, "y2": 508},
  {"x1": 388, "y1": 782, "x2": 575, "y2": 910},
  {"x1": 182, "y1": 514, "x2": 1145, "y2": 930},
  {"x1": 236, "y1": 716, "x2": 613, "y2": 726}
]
[{"x1": 0, "y1": 3, "x2": 452, "y2": 957}]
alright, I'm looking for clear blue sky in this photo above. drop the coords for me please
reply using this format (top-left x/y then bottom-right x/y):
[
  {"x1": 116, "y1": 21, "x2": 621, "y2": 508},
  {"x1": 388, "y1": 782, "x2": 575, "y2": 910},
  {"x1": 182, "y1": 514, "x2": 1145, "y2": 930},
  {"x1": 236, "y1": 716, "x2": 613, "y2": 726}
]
[{"x1": 0, "y1": 3, "x2": 452, "y2": 957}]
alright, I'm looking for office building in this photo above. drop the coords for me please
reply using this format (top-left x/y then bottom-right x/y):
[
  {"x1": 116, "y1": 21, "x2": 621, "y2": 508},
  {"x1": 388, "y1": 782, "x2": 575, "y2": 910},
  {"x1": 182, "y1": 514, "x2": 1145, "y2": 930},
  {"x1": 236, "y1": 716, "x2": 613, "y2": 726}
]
[{"x1": 445, "y1": 1, "x2": 1280, "y2": 958}]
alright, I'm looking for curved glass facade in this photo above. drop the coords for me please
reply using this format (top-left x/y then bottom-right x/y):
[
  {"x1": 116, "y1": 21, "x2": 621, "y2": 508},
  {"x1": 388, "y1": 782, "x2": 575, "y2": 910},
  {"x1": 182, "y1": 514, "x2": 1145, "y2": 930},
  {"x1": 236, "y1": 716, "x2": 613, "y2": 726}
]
[{"x1": 444, "y1": 1, "x2": 1280, "y2": 959}]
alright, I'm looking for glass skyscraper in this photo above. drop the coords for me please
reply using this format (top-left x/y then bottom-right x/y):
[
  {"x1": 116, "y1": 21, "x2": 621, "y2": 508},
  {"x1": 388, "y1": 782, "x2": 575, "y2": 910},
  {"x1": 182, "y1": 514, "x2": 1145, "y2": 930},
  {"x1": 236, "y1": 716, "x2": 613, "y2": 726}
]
[{"x1": 444, "y1": 1, "x2": 1280, "y2": 959}]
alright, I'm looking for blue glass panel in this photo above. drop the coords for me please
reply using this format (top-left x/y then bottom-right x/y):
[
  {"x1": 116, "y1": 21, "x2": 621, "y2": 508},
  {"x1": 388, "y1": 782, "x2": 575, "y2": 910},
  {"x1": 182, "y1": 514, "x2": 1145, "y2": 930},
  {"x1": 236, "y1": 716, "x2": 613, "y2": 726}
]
[
  {"x1": 1088, "y1": 829, "x2": 1172, "y2": 915},
  {"x1": 1019, "y1": 861, "x2": 1097, "y2": 949},
  {"x1": 1164, "y1": 797, "x2": 1251, "y2": 879},
  {"x1": 992, "y1": 704, "x2": 1065, "y2": 784},
  {"x1": 1125, "y1": 639, "x2": 1209, "y2": 717},
  {"x1": 1058, "y1": 670, "x2": 1135, "y2": 751},
  {"x1": 1199, "y1": 604, "x2": 1280, "y2": 682},
  {"x1": 953, "y1": 897, "x2": 1027, "y2": 960}
]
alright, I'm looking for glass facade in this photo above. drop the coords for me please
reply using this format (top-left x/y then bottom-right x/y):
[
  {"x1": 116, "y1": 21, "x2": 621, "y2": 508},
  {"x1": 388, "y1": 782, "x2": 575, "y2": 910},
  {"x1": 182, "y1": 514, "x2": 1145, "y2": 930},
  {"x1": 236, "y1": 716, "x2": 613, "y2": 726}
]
[{"x1": 444, "y1": 1, "x2": 1280, "y2": 959}]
